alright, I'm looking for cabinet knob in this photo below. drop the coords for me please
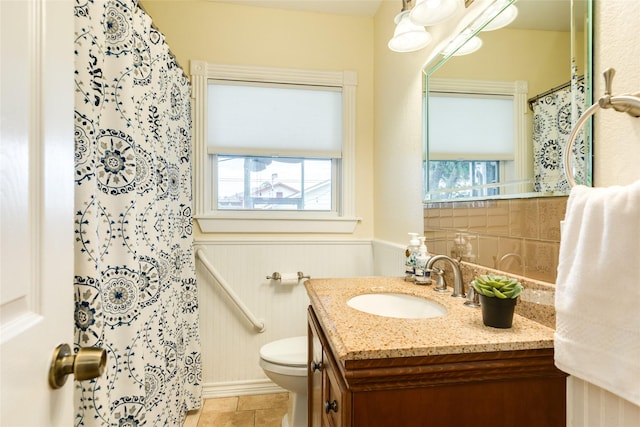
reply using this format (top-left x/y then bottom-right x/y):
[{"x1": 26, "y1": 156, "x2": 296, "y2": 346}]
[
  {"x1": 311, "y1": 361, "x2": 323, "y2": 372},
  {"x1": 324, "y1": 399, "x2": 338, "y2": 413}
]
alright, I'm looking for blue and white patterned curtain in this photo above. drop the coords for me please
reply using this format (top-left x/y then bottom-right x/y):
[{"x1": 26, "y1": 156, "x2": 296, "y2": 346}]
[
  {"x1": 531, "y1": 78, "x2": 586, "y2": 193},
  {"x1": 73, "y1": 0, "x2": 202, "y2": 424}
]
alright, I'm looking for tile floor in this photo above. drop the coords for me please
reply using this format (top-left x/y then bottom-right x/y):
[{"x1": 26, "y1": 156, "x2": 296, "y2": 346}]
[{"x1": 184, "y1": 393, "x2": 289, "y2": 427}]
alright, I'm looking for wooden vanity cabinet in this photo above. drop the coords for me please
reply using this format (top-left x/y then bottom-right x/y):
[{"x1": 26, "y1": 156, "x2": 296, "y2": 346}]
[
  {"x1": 308, "y1": 306, "x2": 567, "y2": 427},
  {"x1": 308, "y1": 313, "x2": 323, "y2": 426},
  {"x1": 309, "y1": 306, "x2": 350, "y2": 427}
]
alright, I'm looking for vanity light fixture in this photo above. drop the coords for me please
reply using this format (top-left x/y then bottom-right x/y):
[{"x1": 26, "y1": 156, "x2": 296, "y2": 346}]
[
  {"x1": 480, "y1": 3, "x2": 518, "y2": 31},
  {"x1": 388, "y1": 0, "x2": 433, "y2": 52},
  {"x1": 410, "y1": 0, "x2": 462, "y2": 27},
  {"x1": 441, "y1": 31, "x2": 482, "y2": 56}
]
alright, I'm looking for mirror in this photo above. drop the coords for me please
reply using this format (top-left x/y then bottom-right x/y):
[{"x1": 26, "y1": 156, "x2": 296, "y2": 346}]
[{"x1": 423, "y1": 0, "x2": 592, "y2": 202}]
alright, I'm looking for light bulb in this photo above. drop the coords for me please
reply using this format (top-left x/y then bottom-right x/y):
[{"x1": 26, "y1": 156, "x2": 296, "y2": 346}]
[
  {"x1": 482, "y1": 4, "x2": 518, "y2": 31},
  {"x1": 441, "y1": 35, "x2": 482, "y2": 57},
  {"x1": 388, "y1": 12, "x2": 432, "y2": 53},
  {"x1": 410, "y1": 0, "x2": 461, "y2": 27}
]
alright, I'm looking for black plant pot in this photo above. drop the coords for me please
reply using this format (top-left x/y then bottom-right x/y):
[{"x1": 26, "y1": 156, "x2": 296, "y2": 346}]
[{"x1": 479, "y1": 294, "x2": 517, "y2": 328}]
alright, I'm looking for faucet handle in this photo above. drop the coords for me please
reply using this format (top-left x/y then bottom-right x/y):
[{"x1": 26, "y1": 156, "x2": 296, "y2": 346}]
[
  {"x1": 430, "y1": 267, "x2": 448, "y2": 293},
  {"x1": 464, "y1": 281, "x2": 481, "y2": 308}
]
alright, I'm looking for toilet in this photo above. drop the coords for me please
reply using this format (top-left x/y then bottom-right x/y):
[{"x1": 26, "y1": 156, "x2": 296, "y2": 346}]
[{"x1": 259, "y1": 336, "x2": 308, "y2": 427}]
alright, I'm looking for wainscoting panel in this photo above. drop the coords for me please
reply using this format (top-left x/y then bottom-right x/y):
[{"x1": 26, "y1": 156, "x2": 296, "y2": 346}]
[
  {"x1": 195, "y1": 239, "x2": 374, "y2": 397},
  {"x1": 568, "y1": 377, "x2": 640, "y2": 427},
  {"x1": 371, "y1": 239, "x2": 406, "y2": 277}
]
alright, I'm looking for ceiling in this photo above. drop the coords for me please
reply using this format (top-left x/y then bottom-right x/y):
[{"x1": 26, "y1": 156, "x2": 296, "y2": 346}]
[
  {"x1": 210, "y1": 0, "x2": 578, "y2": 32},
  {"x1": 210, "y1": 0, "x2": 384, "y2": 17}
]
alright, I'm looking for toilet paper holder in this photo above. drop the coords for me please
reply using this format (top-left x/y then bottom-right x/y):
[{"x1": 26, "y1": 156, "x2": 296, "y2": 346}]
[{"x1": 266, "y1": 272, "x2": 311, "y2": 281}]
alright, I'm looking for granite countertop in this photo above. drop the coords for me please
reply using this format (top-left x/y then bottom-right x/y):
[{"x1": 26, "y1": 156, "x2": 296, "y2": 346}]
[{"x1": 305, "y1": 276, "x2": 555, "y2": 362}]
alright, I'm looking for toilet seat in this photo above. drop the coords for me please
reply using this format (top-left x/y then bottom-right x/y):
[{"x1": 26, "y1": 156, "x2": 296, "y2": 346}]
[
  {"x1": 259, "y1": 336, "x2": 307, "y2": 367},
  {"x1": 259, "y1": 358, "x2": 306, "y2": 377},
  {"x1": 259, "y1": 336, "x2": 309, "y2": 427}
]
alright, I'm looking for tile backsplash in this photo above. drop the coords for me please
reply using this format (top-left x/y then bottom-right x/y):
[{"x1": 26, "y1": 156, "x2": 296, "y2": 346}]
[{"x1": 424, "y1": 196, "x2": 567, "y2": 284}]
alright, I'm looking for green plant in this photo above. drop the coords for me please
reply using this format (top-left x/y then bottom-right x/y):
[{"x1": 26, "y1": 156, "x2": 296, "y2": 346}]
[{"x1": 472, "y1": 274, "x2": 523, "y2": 299}]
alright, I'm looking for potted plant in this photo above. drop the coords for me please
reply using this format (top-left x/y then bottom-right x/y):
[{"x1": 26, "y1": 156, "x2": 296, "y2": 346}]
[{"x1": 472, "y1": 274, "x2": 523, "y2": 329}]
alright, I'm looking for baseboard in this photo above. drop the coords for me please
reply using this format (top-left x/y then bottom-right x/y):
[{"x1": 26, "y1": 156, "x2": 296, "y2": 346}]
[{"x1": 202, "y1": 379, "x2": 286, "y2": 399}]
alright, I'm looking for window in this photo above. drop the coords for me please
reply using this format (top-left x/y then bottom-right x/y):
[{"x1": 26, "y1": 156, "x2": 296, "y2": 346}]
[
  {"x1": 216, "y1": 156, "x2": 334, "y2": 211},
  {"x1": 191, "y1": 61, "x2": 358, "y2": 233},
  {"x1": 428, "y1": 160, "x2": 500, "y2": 200},
  {"x1": 208, "y1": 81, "x2": 340, "y2": 212},
  {"x1": 424, "y1": 78, "x2": 528, "y2": 200}
]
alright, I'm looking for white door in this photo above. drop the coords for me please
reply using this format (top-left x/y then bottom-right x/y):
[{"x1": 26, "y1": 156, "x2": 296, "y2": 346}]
[{"x1": 1, "y1": 0, "x2": 75, "y2": 425}]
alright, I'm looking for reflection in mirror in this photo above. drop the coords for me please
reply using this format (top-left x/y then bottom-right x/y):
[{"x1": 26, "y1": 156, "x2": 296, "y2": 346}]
[{"x1": 423, "y1": 0, "x2": 592, "y2": 202}]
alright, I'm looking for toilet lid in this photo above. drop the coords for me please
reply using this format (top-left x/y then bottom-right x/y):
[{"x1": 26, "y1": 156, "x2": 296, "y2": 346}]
[{"x1": 259, "y1": 336, "x2": 307, "y2": 367}]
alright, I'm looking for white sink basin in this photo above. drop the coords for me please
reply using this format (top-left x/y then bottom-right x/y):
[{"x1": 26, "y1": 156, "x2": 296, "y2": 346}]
[{"x1": 346, "y1": 293, "x2": 446, "y2": 319}]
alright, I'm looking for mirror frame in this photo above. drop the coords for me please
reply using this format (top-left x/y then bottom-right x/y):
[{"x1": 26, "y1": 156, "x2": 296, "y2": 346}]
[{"x1": 422, "y1": 0, "x2": 593, "y2": 202}]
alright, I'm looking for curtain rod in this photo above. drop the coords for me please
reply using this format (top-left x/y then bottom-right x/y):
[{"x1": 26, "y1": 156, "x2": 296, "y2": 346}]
[{"x1": 527, "y1": 75, "x2": 585, "y2": 110}]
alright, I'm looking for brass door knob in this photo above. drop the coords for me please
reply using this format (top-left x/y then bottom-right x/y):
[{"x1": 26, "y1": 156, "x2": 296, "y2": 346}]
[{"x1": 49, "y1": 343, "x2": 106, "y2": 389}]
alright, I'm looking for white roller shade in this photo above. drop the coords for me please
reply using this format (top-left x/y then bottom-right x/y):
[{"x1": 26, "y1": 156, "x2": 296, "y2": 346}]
[
  {"x1": 428, "y1": 93, "x2": 514, "y2": 160},
  {"x1": 208, "y1": 81, "x2": 343, "y2": 158}
]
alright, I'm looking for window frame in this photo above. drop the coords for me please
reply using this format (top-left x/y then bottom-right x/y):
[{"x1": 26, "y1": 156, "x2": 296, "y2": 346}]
[
  {"x1": 425, "y1": 78, "x2": 529, "y2": 199},
  {"x1": 190, "y1": 61, "x2": 358, "y2": 233}
]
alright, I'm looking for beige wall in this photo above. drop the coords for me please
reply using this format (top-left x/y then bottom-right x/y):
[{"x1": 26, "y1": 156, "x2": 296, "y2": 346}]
[
  {"x1": 594, "y1": 0, "x2": 640, "y2": 186},
  {"x1": 372, "y1": 0, "x2": 426, "y2": 244},
  {"x1": 141, "y1": 0, "x2": 640, "y2": 245},
  {"x1": 372, "y1": 0, "x2": 494, "y2": 244},
  {"x1": 140, "y1": 0, "x2": 375, "y2": 239},
  {"x1": 435, "y1": 28, "x2": 571, "y2": 99},
  {"x1": 141, "y1": 0, "x2": 494, "y2": 244}
]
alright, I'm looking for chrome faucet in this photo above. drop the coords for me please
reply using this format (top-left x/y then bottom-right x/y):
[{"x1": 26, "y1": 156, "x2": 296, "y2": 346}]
[{"x1": 426, "y1": 255, "x2": 465, "y2": 298}]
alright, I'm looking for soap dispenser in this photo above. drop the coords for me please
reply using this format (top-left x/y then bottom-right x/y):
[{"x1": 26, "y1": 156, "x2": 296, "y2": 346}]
[
  {"x1": 451, "y1": 233, "x2": 476, "y2": 262},
  {"x1": 414, "y1": 237, "x2": 431, "y2": 285},
  {"x1": 451, "y1": 233, "x2": 467, "y2": 260},
  {"x1": 404, "y1": 233, "x2": 420, "y2": 282}
]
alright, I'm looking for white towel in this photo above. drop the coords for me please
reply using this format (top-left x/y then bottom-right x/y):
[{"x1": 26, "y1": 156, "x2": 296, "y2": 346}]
[{"x1": 554, "y1": 180, "x2": 640, "y2": 406}]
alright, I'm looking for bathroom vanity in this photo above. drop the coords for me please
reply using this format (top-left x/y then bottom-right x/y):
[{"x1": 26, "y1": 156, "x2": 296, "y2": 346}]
[{"x1": 306, "y1": 277, "x2": 566, "y2": 427}]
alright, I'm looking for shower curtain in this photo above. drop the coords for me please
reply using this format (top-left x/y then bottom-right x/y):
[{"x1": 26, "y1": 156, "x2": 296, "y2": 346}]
[
  {"x1": 531, "y1": 78, "x2": 586, "y2": 193},
  {"x1": 73, "y1": 0, "x2": 201, "y2": 424}
]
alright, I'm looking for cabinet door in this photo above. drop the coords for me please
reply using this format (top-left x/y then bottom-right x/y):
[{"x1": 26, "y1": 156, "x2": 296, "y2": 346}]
[
  {"x1": 308, "y1": 317, "x2": 323, "y2": 427},
  {"x1": 308, "y1": 306, "x2": 351, "y2": 427},
  {"x1": 322, "y1": 351, "x2": 345, "y2": 427}
]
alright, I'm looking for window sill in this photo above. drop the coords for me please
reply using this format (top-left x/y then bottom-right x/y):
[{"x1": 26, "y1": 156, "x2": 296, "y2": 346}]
[{"x1": 195, "y1": 214, "x2": 360, "y2": 234}]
